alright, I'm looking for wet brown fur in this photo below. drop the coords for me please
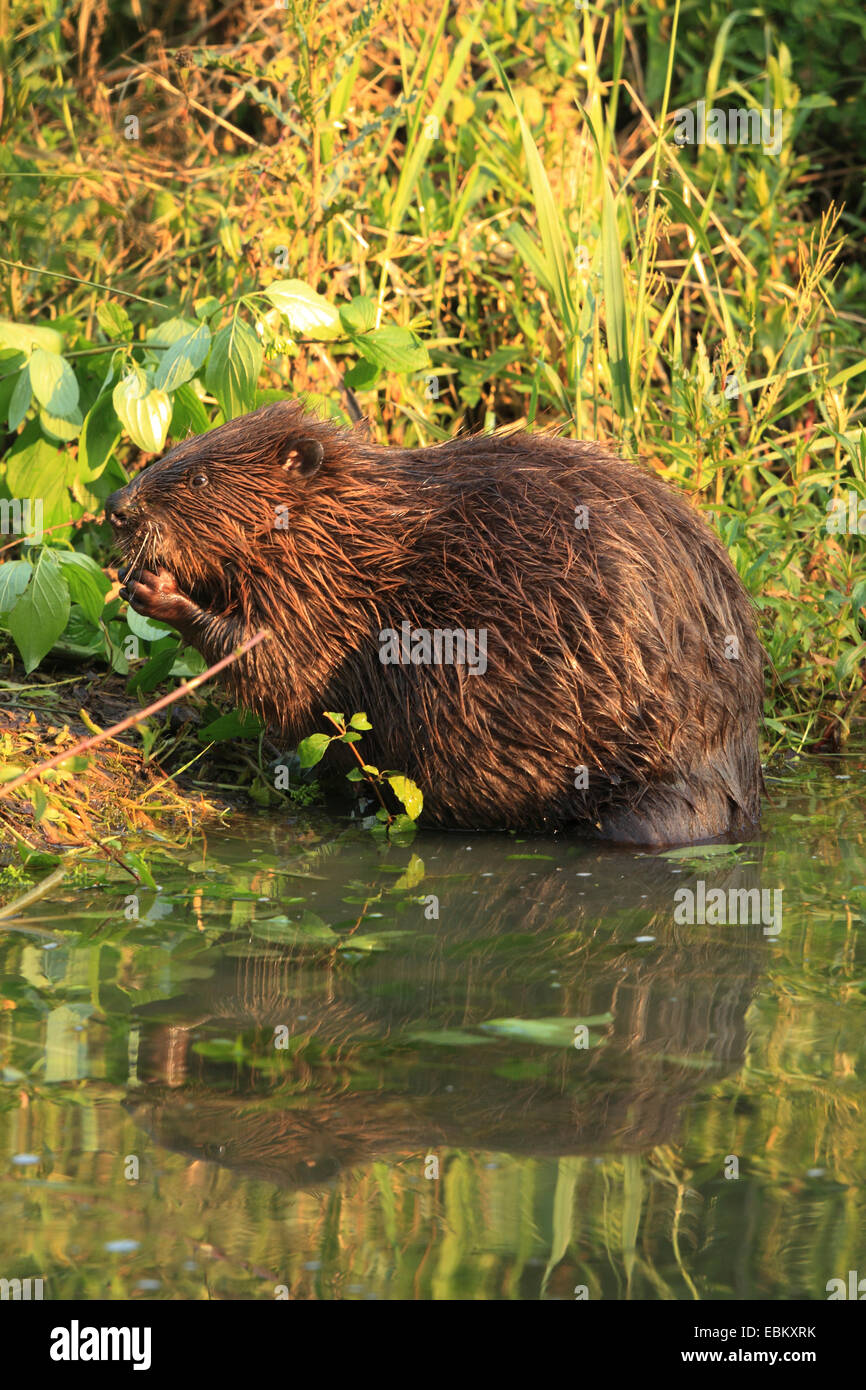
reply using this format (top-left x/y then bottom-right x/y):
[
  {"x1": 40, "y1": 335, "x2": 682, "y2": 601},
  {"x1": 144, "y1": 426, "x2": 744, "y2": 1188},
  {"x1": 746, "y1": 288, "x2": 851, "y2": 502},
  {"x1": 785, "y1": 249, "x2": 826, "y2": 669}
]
[{"x1": 106, "y1": 400, "x2": 764, "y2": 842}]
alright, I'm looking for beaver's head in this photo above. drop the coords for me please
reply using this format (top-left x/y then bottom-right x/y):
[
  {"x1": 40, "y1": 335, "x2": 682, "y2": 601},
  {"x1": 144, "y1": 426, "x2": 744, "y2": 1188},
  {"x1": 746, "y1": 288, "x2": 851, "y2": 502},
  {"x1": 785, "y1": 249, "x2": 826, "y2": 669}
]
[{"x1": 105, "y1": 401, "x2": 335, "y2": 605}]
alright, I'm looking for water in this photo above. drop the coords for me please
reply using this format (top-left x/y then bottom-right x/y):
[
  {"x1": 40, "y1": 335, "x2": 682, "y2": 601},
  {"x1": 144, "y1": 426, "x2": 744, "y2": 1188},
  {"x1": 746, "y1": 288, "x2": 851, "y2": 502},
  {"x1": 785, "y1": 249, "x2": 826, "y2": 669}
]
[{"x1": 1, "y1": 754, "x2": 864, "y2": 1301}]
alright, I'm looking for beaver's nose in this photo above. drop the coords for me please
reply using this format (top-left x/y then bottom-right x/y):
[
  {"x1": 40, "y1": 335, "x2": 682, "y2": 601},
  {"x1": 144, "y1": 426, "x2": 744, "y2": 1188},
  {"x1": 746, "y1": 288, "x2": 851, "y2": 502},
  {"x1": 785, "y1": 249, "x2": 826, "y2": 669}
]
[{"x1": 105, "y1": 489, "x2": 133, "y2": 528}]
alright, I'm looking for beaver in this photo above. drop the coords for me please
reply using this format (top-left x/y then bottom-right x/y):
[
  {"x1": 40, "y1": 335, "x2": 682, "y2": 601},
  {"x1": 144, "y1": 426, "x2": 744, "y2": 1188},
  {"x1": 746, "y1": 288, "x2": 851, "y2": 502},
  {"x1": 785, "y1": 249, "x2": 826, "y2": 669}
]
[{"x1": 105, "y1": 400, "x2": 764, "y2": 843}]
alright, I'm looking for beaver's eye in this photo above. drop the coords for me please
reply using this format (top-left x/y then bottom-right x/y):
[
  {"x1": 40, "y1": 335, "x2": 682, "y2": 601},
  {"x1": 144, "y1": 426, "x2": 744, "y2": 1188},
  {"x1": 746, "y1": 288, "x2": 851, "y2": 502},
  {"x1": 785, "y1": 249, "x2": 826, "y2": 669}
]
[{"x1": 190, "y1": 472, "x2": 208, "y2": 487}]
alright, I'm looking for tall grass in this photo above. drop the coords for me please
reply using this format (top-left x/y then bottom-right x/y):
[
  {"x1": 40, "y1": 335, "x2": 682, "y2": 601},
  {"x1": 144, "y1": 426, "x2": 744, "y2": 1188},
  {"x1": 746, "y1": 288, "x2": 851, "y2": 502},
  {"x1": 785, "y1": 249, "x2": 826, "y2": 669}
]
[{"x1": 0, "y1": 0, "x2": 864, "y2": 754}]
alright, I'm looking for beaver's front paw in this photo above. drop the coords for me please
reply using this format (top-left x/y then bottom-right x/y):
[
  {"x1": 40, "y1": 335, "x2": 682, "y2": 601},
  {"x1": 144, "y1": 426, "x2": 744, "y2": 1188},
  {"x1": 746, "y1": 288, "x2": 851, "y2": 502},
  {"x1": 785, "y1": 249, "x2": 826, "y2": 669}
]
[{"x1": 120, "y1": 567, "x2": 200, "y2": 627}]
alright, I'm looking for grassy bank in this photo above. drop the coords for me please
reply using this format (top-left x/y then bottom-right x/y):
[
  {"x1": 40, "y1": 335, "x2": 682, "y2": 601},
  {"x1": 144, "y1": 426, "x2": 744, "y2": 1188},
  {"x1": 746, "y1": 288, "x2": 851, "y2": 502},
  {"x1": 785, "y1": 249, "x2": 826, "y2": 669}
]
[{"x1": 1, "y1": 0, "x2": 864, "y2": 847}]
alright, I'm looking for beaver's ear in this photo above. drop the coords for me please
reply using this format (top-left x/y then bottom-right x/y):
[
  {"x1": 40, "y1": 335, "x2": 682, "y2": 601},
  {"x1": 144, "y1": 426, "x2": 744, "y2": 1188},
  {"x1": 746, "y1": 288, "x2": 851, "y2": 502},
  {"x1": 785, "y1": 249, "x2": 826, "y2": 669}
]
[{"x1": 280, "y1": 437, "x2": 324, "y2": 478}]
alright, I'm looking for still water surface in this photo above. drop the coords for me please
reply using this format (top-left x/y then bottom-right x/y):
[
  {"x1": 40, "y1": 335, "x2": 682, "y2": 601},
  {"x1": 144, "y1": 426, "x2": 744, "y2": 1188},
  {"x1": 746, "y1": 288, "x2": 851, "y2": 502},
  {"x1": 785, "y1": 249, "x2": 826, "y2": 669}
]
[{"x1": 1, "y1": 753, "x2": 864, "y2": 1300}]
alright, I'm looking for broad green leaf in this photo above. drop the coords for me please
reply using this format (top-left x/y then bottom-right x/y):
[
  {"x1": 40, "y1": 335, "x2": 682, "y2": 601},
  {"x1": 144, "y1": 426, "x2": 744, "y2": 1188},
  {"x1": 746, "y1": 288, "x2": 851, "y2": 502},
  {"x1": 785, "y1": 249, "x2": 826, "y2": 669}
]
[
  {"x1": 154, "y1": 322, "x2": 212, "y2": 391},
  {"x1": 339, "y1": 296, "x2": 378, "y2": 334},
  {"x1": 251, "y1": 913, "x2": 338, "y2": 946},
  {"x1": 0, "y1": 320, "x2": 64, "y2": 354},
  {"x1": 263, "y1": 280, "x2": 340, "y2": 338},
  {"x1": 54, "y1": 607, "x2": 105, "y2": 658},
  {"x1": 0, "y1": 559, "x2": 33, "y2": 613},
  {"x1": 205, "y1": 318, "x2": 262, "y2": 420},
  {"x1": 349, "y1": 712, "x2": 372, "y2": 730},
  {"x1": 198, "y1": 709, "x2": 264, "y2": 741},
  {"x1": 343, "y1": 358, "x2": 381, "y2": 391},
  {"x1": 39, "y1": 406, "x2": 83, "y2": 442},
  {"x1": 8, "y1": 367, "x2": 32, "y2": 430},
  {"x1": 125, "y1": 643, "x2": 179, "y2": 694},
  {"x1": 169, "y1": 381, "x2": 211, "y2": 438},
  {"x1": 96, "y1": 302, "x2": 133, "y2": 340},
  {"x1": 297, "y1": 732, "x2": 332, "y2": 768},
  {"x1": 79, "y1": 392, "x2": 122, "y2": 480},
  {"x1": 55, "y1": 552, "x2": 110, "y2": 624},
  {"x1": 660, "y1": 843, "x2": 743, "y2": 861},
  {"x1": 29, "y1": 349, "x2": 80, "y2": 415},
  {"x1": 5, "y1": 433, "x2": 73, "y2": 529},
  {"x1": 7, "y1": 549, "x2": 70, "y2": 672},
  {"x1": 145, "y1": 316, "x2": 200, "y2": 347},
  {"x1": 354, "y1": 327, "x2": 429, "y2": 372},
  {"x1": 478, "y1": 1015, "x2": 612, "y2": 1048},
  {"x1": 337, "y1": 931, "x2": 414, "y2": 952},
  {"x1": 386, "y1": 774, "x2": 423, "y2": 820},
  {"x1": 124, "y1": 606, "x2": 173, "y2": 641}
]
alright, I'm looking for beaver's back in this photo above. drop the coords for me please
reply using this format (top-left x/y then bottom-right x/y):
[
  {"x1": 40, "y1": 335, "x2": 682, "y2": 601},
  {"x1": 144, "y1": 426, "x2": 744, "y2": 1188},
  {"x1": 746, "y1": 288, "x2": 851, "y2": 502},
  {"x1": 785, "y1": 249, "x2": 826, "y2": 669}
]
[{"x1": 268, "y1": 432, "x2": 763, "y2": 841}]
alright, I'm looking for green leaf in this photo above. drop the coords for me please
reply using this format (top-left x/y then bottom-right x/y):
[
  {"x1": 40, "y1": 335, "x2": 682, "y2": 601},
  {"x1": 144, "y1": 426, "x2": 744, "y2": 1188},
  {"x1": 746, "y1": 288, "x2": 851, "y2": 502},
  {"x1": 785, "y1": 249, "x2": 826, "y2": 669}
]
[
  {"x1": 409, "y1": 1028, "x2": 494, "y2": 1046},
  {"x1": 78, "y1": 391, "x2": 122, "y2": 480},
  {"x1": 96, "y1": 302, "x2": 133, "y2": 341},
  {"x1": 0, "y1": 320, "x2": 64, "y2": 354},
  {"x1": 337, "y1": 931, "x2": 414, "y2": 953},
  {"x1": 349, "y1": 712, "x2": 372, "y2": 730},
  {"x1": 199, "y1": 708, "x2": 264, "y2": 741},
  {"x1": 5, "y1": 433, "x2": 72, "y2": 528},
  {"x1": 126, "y1": 642, "x2": 179, "y2": 694},
  {"x1": 657, "y1": 187, "x2": 714, "y2": 257},
  {"x1": 251, "y1": 913, "x2": 338, "y2": 946},
  {"x1": 146, "y1": 316, "x2": 200, "y2": 347},
  {"x1": 205, "y1": 318, "x2": 262, "y2": 420},
  {"x1": 218, "y1": 213, "x2": 242, "y2": 259},
  {"x1": 659, "y1": 843, "x2": 743, "y2": 861},
  {"x1": 8, "y1": 367, "x2": 32, "y2": 430},
  {"x1": 112, "y1": 370, "x2": 171, "y2": 453},
  {"x1": 0, "y1": 559, "x2": 34, "y2": 613},
  {"x1": 55, "y1": 608, "x2": 104, "y2": 658},
  {"x1": 169, "y1": 381, "x2": 211, "y2": 439},
  {"x1": 478, "y1": 1015, "x2": 612, "y2": 1048},
  {"x1": 835, "y1": 642, "x2": 866, "y2": 683},
  {"x1": 343, "y1": 358, "x2": 381, "y2": 391},
  {"x1": 386, "y1": 774, "x2": 423, "y2": 820},
  {"x1": 297, "y1": 732, "x2": 333, "y2": 768},
  {"x1": 263, "y1": 280, "x2": 340, "y2": 338},
  {"x1": 124, "y1": 607, "x2": 173, "y2": 642},
  {"x1": 154, "y1": 322, "x2": 212, "y2": 392},
  {"x1": 7, "y1": 549, "x2": 71, "y2": 672},
  {"x1": 339, "y1": 296, "x2": 378, "y2": 334},
  {"x1": 39, "y1": 406, "x2": 82, "y2": 441},
  {"x1": 29, "y1": 349, "x2": 80, "y2": 415},
  {"x1": 354, "y1": 327, "x2": 429, "y2": 373},
  {"x1": 55, "y1": 552, "x2": 110, "y2": 624}
]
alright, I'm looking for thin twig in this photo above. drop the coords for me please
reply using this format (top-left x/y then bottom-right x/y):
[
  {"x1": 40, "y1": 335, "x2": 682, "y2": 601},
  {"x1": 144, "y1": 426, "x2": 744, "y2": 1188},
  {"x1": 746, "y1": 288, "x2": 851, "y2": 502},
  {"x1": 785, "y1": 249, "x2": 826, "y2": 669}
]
[{"x1": 0, "y1": 630, "x2": 270, "y2": 800}]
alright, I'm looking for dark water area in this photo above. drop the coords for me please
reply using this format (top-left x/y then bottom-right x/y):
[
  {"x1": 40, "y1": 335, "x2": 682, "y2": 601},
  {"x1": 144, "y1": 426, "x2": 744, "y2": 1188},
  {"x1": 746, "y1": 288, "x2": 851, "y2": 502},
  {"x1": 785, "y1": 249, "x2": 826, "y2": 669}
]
[{"x1": 1, "y1": 753, "x2": 864, "y2": 1301}]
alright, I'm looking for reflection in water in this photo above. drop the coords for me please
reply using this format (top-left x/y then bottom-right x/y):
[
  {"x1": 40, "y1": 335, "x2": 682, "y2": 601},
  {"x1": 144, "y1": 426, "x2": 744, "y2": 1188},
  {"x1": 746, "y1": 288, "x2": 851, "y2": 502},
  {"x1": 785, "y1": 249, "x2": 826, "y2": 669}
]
[
  {"x1": 1, "y1": 754, "x2": 865, "y2": 1299},
  {"x1": 130, "y1": 849, "x2": 768, "y2": 1186}
]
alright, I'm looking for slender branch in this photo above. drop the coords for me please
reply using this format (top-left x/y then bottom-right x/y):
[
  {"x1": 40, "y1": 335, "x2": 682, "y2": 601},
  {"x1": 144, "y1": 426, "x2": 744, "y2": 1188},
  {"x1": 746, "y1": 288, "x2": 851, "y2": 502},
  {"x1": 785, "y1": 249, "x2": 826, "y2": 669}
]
[{"x1": 0, "y1": 630, "x2": 270, "y2": 800}]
